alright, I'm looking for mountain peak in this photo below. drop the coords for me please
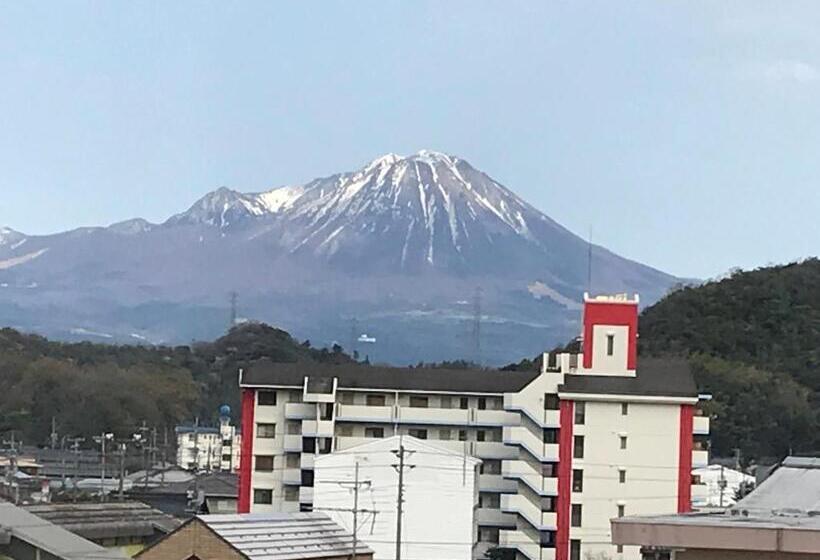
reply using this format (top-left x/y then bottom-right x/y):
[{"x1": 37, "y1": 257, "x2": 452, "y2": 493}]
[
  {"x1": 166, "y1": 186, "x2": 267, "y2": 228},
  {"x1": 0, "y1": 227, "x2": 26, "y2": 247}
]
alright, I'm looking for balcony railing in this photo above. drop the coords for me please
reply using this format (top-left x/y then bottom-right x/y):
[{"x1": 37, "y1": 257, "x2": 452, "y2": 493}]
[
  {"x1": 502, "y1": 460, "x2": 558, "y2": 496},
  {"x1": 283, "y1": 435, "x2": 302, "y2": 452},
  {"x1": 692, "y1": 449, "x2": 709, "y2": 468},
  {"x1": 503, "y1": 426, "x2": 560, "y2": 462},
  {"x1": 478, "y1": 474, "x2": 517, "y2": 493},
  {"x1": 693, "y1": 415, "x2": 710, "y2": 435},
  {"x1": 501, "y1": 494, "x2": 557, "y2": 531},
  {"x1": 476, "y1": 507, "x2": 516, "y2": 528},
  {"x1": 285, "y1": 403, "x2": 316, "y2": 420}
]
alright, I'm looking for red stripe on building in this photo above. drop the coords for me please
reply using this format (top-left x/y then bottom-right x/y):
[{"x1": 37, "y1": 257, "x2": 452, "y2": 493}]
[
  {"x1": 556, "y1": 400, "x2": 574, "y2": 560},
  {"x1": 582, "y1": 300, "x2": 638, "y2": 370},
  {"x1": 677, "y1": 404, "x2": 694, "y2": 513},
  {"x1": 237, "y1": 388, "x2": 255, "y2": 513}
]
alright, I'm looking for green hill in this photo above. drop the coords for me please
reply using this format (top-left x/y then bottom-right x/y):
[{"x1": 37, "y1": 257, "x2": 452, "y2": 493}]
[
  {"x1": 0, "y1": 322, "x2": 353, "y2": 444},
  {"x1": 640, "y1": 259, "x2": 820, "y2": 461}
]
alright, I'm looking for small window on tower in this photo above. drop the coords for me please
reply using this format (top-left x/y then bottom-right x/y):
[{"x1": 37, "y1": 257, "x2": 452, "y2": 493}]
[
  {"x1": 571, "y1": 504, "x2": 582, "y2": 527},
  {"x1": 620, "y1": 435, "x2": 628, "y2": 450},
  {"x1": 574, "y1": 402, "x2": 586, "y2": 425},
  {"x1": 618, "y1": 504, "x2": 626, "y2": 518},
  {"x1": 606, "y1": 334, "x2": 615, "y2": 356},
  {"x1": 621, "y1": 402, "x2": 629, "y2": 416}
]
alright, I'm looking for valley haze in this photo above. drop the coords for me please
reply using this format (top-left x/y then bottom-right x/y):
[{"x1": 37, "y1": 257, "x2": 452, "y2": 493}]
[{"x1": 0, "y1": 150, "x2": 679, "y2": 364}]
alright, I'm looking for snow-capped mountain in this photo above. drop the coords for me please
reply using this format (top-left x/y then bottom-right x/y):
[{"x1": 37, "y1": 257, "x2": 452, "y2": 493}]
[{"x1": 0, "y1": 151, "x2": 680, "y2": 364}]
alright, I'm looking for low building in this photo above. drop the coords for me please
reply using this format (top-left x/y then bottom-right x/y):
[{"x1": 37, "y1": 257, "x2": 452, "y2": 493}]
[
  {"x1": 127, "y1": 471, "x2": 237, "y2": 518},
  {"x1": 135, "y1": 512, "x2": 374, "y2": 560},
  {"x1": 313, "y1": 435, "x2": 482, "y2": 560},
  {"x1": 23, "y1": 502, "x2": 181, "y2": 557},
  {"x1": 612, "y1": 456, "x2": 820, "y2": 559},
  {"x1": 0, "y1": 501, "x2": 128, "y2": 559},
  {"x1": 691, "y1": 464, "x2": 755, "y2": 509},
  {"x1": 175, "y1": 408, "x2": 241, "y2": 473}
]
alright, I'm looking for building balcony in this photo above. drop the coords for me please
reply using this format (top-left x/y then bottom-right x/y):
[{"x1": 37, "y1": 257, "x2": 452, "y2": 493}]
[
  {"x1": 336, "y1": 404, "x2": 394, "y2": 423},
  {"x1": 502, "y1": 460, "x2": 557, "y2": 496},
  {"x1": 692, "y1": 449, "x2": 709, "y2": 468},
  {"x1": 282, "y1": 468, "x2": 301, "y2": 485},
  {"x1": 473, "y1": 441, "x2": 517, "y2": 460},
  {"x1": 476, "y1": 507, "x2": 516, "y2": 528},
  {"x1": 499, "y1": 530, "x2": 551, "y2": 560},
  {"x1": 283, "y1": 435, "x2": 302, "y2": 452},
  {"x1": 501, "y1": 494, "x2": 557, "y2": 531},
  {"x1": 503, "y1": 426, "x2": 560, "y2": 462},
  {"x1": 299, "y1": 486, "x2": 314, "y2": 503},
  {"x1": 285, "y1": 403, "x2": 316, "y2": 420},
  {"x1": 479, "y1": 474, "x2": 517, "y2": 493},
  {"x1": 300, "y1": 453, "x2": 314, "y2": 469},
  {"x1": 472, "y1": 409, "x2": 518, "y2": 427},
  {"x1": 303, "y1": 420, "x2": 334, "y2": 437},
  {"x1": 693, "y1": 415, "x2": 710, "y2": 435},
  {"x1": 335, "y1": 436, "x2": 374, "y2": 451},
  {"x1": 504, "y1": 395, "x2": 561, "y2": 428},
  {"x1": 395, "y1": 407, "x2": 471, "y2": 426}
]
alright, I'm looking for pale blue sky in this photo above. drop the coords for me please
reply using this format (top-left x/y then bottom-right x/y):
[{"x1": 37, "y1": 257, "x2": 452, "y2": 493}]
[{"x1": 2, "y1": 1, "x2": 819, "y2": 279}]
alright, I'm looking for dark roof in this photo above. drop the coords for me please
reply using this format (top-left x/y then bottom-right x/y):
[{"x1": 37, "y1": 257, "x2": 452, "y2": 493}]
[
  {"x1": 241, "y1": 360, "x2": 540, "y2": 394},
  {"x1": 133, "y1": 471, "x2": 237, "y2": 498},
  {"x1": 559, "y1": 358, "x2": 698, "y2": 398},
  {"x1": 23, "y1": 502, "x2": 180, "y2": 540}
]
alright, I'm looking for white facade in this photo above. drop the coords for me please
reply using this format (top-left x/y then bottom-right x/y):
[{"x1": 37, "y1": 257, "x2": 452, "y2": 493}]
[
  {"x1": 692, "y1": 465, "x2": 754, "y2": 509},
  {"x1": 176, "y1": 417, "x2": 241, "y2": 472},
  {"x1": 313, "y1": 436, "x2": 480, "y2": 560}
]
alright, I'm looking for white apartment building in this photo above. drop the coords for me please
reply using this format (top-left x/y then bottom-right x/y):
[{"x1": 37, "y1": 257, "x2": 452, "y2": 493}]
[
  {"x1": 176, "y1": 412, "x2": 242, "y2": 472},
  {"x1": 237, "y1": 293, "x2": 709, "y2": 560},
  {"x1": 313, "y1": 435, "x2": 481, "y2": 560}
]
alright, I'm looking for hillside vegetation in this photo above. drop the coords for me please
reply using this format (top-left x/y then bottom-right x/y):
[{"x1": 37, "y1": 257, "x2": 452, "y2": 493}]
[
  {"x1": 640, "y1": 259, "x2": 820, "y2": 461},
  {"x1": 0, "y1": 323, "x2": 352, "y2": 444}
]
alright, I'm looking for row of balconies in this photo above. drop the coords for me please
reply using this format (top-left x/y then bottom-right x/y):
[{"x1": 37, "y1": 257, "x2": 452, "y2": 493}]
[
  {"x1": 501, "y1": 494, "x2": 557, "y2": 531},
  {"x1": 499, "y1": 530, "x2": 555, "y2": 560},
  {"x1": 285, "y1": 402, "x2": 519, "y2": 427}
]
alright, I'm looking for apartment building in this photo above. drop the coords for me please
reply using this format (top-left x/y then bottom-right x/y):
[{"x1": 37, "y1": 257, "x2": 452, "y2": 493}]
[
  {"x1": 175, "y1": 408, "x2": 241, "y2": 472},
  {"x1": 237, "y1": 293, "x2": 709, "y2": 560}
]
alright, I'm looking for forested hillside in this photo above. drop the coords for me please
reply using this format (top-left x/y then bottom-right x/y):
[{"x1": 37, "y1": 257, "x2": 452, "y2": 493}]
[
  {"x1": 640, "y1": 259, "x2": 820, "y2": 461},
  {"x1": 0, "y1": 323, "x2": 353, "y2": 444}
]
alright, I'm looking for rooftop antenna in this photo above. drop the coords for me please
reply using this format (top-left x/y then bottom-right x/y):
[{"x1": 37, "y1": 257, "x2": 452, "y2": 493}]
[{"x1": 587, "y1": 226, "x2": 593, "y2": 296}]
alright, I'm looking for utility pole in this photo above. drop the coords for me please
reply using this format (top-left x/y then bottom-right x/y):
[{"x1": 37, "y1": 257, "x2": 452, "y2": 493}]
[
  {"x1": 719, "y1": 465, "x2": 727, "y2": 508},
  {"x1": 95, "y1": 432, "x2": 113, "y2": 502},
  {"x1": 50, "y1": 417, "x2": 58, "y2": 450},
  {"x1": 118, "y1": 443, "x2": 126, "y2": 501},
  {"x1": 392, "y1": 441, "x2": 415, "y2": 560},
  {"x1": 312, "y1": 460, "x2": 376, "y2": 560}
]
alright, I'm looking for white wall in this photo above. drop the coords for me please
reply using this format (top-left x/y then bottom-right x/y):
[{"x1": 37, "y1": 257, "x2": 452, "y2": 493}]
[
  {"x1": 314, "y1": 436, "x2": 479, "y2": 560},
  {"x1": 572, "y1": 400, "x2": 681, "y2": 560}
]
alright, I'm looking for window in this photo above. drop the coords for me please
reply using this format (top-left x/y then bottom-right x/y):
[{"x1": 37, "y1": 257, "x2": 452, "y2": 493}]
[
  {"x1": 479, "y1": 493, "x2": 500, "y2": 508},
  {"x1": 253, "y1": 489, "x2": 273, "y2": 504},
  {"x1": 544, "y1": 394, "x2": 560, "y2": 410},
  {"x1": 440, "y1": 396, "x2": 452, "y2": 409},
  {"x1": 606, "y1": 334, "x2": 615, "y2": 356},
  {"x1": 543, "y1": 429, "x2": 559, "y2": 444},
  {"x1": 258, "y1": 391, "x2": 277, "y2": 406},
  {"x1": 482, "y1": 460, "x2": 502, "y2": 475},
  {"x1": 460, "y1": 397, "x2": 469, "y2": 410},
  {"x1": 574, "y1": 402, "x2": 585, "y2": 425},
  {"x1": 621, "y1": 402, "x2": 629, "y2": 416},
  {"x1": 540, "y1": 496, "x2": 556, "y2": 512},
  {"x1": 223, "y1": 438, "x2": 232, "y2": 446},
  {"x1": 573, "y1": 435, "x2": 584, "y2": 458},
  {"x1": 289, "y1": 390, "x2": 303, "y2": 403},
  {"x1": 478, "y1": 397, "x2": 487, "y2": 410},
  {"x1": 542, "y1": 463, "x2": 558, "y2": 478},
  {"x1": 616, "y1": 545, "x2": 624, "y2": 554},
  {"x1": 299, "y1": 503, "x2": 312, "y2": 512},
  {"x1": 222, "y1": 454, "x2": 231, "y2": 462},
  {"x1": 365, "y1": 427, "x2": 384, "y2": 438},
  {"x1": 620, "y1": 435, "x2": 628, "y2": 450},
  {"x1": 572, "y1": 469, "x2": 583, "y2": 492},
  {"x1": 340, "y1": 392, "x2": 354, "y2": 405},
  {"x1": 302, "y1": 438, "x2": 316, "y2": 453},
  {"x1": 540, "y1": 531, "x2": 556, "y2": 547},
  {"x1": 320, "y1": 402, "x2": 334, "y2": 421},
  {"x1": 301, "y1": 469, "x2": 314, "y2": 487},
  {"x1": 409, "y1": 396, "x2": 429, "y2": 408},
  {"x1": 338, "y1": 425, "x2": 353, "y2": 437},
  {"x1": 287, "y1": 422, "x2": 301, "y2": 435},
  {"x1": 284, "y1": 487, "x2": 299, "y2": 502},
  {"x1": 458, "y1": 430, "x2": 467, "y2": 441},
  {"x1": 619, "y1": 469, "x2": 627, "y2": 483},
  {"x1": 286, "y1": 453, "x2": 300, "y2": 468},
  {"x1": 571, "y1": 504, "x2": 582, "y2": 527},
  {"x1": 618, "y1": 504, "x2": 625, "y2": 517},
  {"x1": 318, "y1": 437, "x2": 332, "y2": 454},
  {"x1": 570, "y1": 539, "x2": 581, "y2": 560},
  {"x1": 440, "y1": 429, "x2": 452, "y2": 440},
  {"x1": 366, "y1": 394, "x2": 386, "y2": 406},
  {"x1": 257, "y1": 423, "x2": 276, "y2": 439},
  {"x1": 477, "y1": 430, "x2": 486, "y2": 442},
  {"x1": 408, "y1": 428, "x2": 428, "y2": 440},
  {"x1": 479, "y1": 528, "x2": 500, "y2": 544},
  {"x1": 255, "y1": 455, "x2": 274, "y2": 472}
]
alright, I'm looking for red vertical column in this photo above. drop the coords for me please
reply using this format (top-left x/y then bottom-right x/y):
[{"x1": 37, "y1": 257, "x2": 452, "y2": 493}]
[
  {"x1": 677, "y1": 404, "x2": 694, "y2": 513},
  {"x1": 556, "y1": 400, "x2": 574, "y2": 560},
  {"x1": 237, "y1": 388, "x2": 255, "y2": 513}
]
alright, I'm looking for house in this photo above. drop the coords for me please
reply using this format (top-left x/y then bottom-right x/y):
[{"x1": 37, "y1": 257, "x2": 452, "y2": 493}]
[
  {"x1": 691, "y1": 464, "x2": 755, "y2": 509},
  {"x1": 0, "y1": 501, "x2": 128, "y2": 559},
  {"x1": 135, "y1": 512, "x2": 374, "y2": 560},
  {"x1": 23, "y1": 502, "x2": 181, "y2": 557},
  {"x1": 313, "y1": 435, "x2": 482, "y2": 560},
  {"x1": 612, "y1": 456, "x2": 820, "y2": 559},
  {"x1": 127, "y1": 471, "x2": 237, "y2": 518},
  {"x1": 238, "y1": 293, "x2": 709, "y2": 560}
]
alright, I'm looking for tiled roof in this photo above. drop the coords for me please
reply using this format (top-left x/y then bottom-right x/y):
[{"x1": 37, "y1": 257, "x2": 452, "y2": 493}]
[
  {"x1": 559, "y1": 357, "x2": 698, "y2": 398},
  {"x1": 200, "y1": 512, "x2": 373, "y2": 560},
  {"x1": 23, "y1": 502, "x2": 180, "y2": 540}
]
